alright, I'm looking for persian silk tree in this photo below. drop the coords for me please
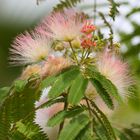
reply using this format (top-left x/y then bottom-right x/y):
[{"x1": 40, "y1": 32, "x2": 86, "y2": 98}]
[{"x1": 0, "y1": 9, "x2": 133, "y2": 140}]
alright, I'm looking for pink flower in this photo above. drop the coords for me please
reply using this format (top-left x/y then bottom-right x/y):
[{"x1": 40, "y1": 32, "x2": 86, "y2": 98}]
[
  {"x1": 96, "y1": 50, "x2": 133, "y2": 99},
  {"x1": 81, "y1": 20, "x2": 96, "y2": 34},
  {"x1": 41, "y1": 55, "x2": 71, "y2": 78},
  {"x1": 35, "y1": 94, "x2": 63, "y2": 140},
  {"x1": 9, "y1": 32, "x2": 51, "y2": 66},
  {"x1": 81, "y1": 39, "x2": 96, "y2": 48},
  {"x1": 36, "y1": 10, "x2": 85, "y2": 42}
]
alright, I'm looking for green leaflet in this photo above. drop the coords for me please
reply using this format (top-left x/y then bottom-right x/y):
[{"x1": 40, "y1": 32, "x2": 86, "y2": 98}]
[
  {"x1": 10, "y1": 131, "x2": 27, "y2": 140},
  {"x1": 14, "y1": 79, "x2": 28, "y2": 93},
  {"x1": 92, "y1": 118, "x2": 108, "y2": 140},
  {"x1": 75, "y1": 124, "x2": 93, "y2": 140},
  {"x1": 47, "y1": 106, "x2": 86, "y2": 127},
  {"x1": 90, "y1": 100, "x2": 117, "y2": 140},
  {"x1": 38, "y1": 97, "x2": 66, "y2": 109},
  {"x1": 41, "y1": 75, "x2": 56, "y2": 89},
  {"x1": 58, "y1": 114, "x2": 90, "y2": 140},
  {"x1": 53, "y1": 0, "x2": 81, "y2": 12},
  {"x1": 90, "y1": 79, "x2": 114, "y2": 110},
  {"x1": 114, "y1": 129, "x2": 129, "y2": 140},
  {"x1": 87, "y1": 67, "x2": 122, "y2": 103},
  {"x1": 68, "y1": 73, "x2": 88, "y2": 105},
  {"x1": 107, "y1": 0, "x2": 119, "y2": 20},
  {"x1": 99, "y1": 12, "x2": 113, "y2": 46},
  {"x1": 0, "y1": 104, "x2": 11, "y2": 140},
  {"x1": 48, "y1": 66, "x2": 79, "y2": 98},
  {"x1": 0, "y1": 87, "x2": 10, "y2": 105},
  {"x1": 16, "y1": 121, "x2": 48, "y2": 140}
]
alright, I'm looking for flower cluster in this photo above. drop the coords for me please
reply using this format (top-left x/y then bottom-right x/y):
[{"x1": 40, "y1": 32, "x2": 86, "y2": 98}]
[{"x1": 9, "y1": 9, "x2": 133, "y2": 139}]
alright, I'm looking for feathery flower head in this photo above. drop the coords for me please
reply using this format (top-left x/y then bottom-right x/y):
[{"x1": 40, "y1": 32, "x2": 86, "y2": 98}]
[
  {"x1": 20, "y1": 64, "x2": 41, "y2": 80},
  {"x1": 37, "y1": 9, "x2": 86, "y2": 42},
  {"x1": 41, "y1": 55, "x2": 71, "y2": 78},
  {"x1": 10, "y1": 32, "x2": 51, "y2": 66},
  {"x1": 35, "y1": 95, "x2": 63, "y2": 139},
  {"x1": 96, "y1": 50, "x2": 133, "y2": 98},
  {"x1": 81, "y1": 20, "x2": 96, "y2": 35}
]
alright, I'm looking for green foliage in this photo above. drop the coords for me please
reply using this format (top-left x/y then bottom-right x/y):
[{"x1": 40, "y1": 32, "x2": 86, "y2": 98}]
[
  {"x1": 0, "y1": 76, "x2": 43, "y2": 139},
  {"x1": 48, "y1": 66, "x2": 79, "y2": 98},
  {"x1": 14, "y1": 80, "x2": 27, "y2": 93},
  {"x1": 87, "y1": 66, "x2": 121, "y2": 105},
  {"x1": 15, "y1": 121, "x2": 48, "y2": 140},
  {"x1": 91, "y1": 79, "x2": 114, "y2": 109},
  {"x1": 58, "y1": 114, "x2": 90, "y2": 140},
  {"x1": 53, "y1": 0, "x2": 81, "y2": 12},
  {"x1": 68, "y1": 72, "x2": 88, "y2": 105},
  {"x1": 99, "y1": 12, "x2": 113, "y2": 46},
  {"x1": 76, "y1": 124, "x2": 93, "y2": 140},
  {"x1": 89, "y1": 100, "x2": 117, "y2": 140},
  {"x1": 107, "y1": 0, "x2": 119, "y2": 20},
  {"x1": 0, "y1": 104, "x2": 11, "y2": 140},
  {"x1": 41, "y1": 75, "x2": 56, "y2": 89},
  {"x1": 0, "y1": 87, "x2": 10, "y2": 105},
  {"x1": 47, "y1": 105, "x2": 86, "y2": 127}
]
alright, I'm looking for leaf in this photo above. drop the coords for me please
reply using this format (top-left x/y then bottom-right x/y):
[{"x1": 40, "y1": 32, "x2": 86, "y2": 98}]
[
  {"x1": 58, "y1": 114, "x2": 90, "y2": 140},
  {"x1": 76, "y1": 124, "x2": 93, "y2": 140},
  {"x1": 14, "y1": 80, "x2": 27, "y2": 92},
  {"x1": 0, "y1": 87, "x2": 10, "y2": 104},
  {"x1": 47, "y1": 106, "x2": 86, "y2": 127},
  {"x1": 38, "y1": 97, "x2": 66, "y2": 109},
  {"x1": 0, "y1": 105, "x2": 11, "y2": 140},
  {"x1": 48, "y1": 66, "x2": 79, "y2": 98},
  {"x1": 16, "y1": 121, "x2": 49, "y2": 140},
  {"x1": 10, "y1": 131, "x2": 27, "y2": 140},
  {"x1": 41, "y1": 75, "x2": 56, "y2": 89},
  {"x1": 115, "y1": 128, "x2": 129, "y2": 140},
  {"x1": 99, "y1": 12, "x2": 113, "y2": 46},
  {"x1": 90, "y1": 100, "x2": 117, "y2": 140},
  {"x1": 53, "y1": 0, "x2": 81, "y2": 12},
  {"x1": 107, "y1": 0, "x2": 119, "y2": 20},
  {"x1": 90, "y1": 79, "x2": 114, "y2": 109},
  {"x1": 92, "y1": 118, "x2": 108, "y2": 140},
  {"x1": 87, "y1": 66, "x2": 122, "y2": 103},
  {"x1": 68, "y1": 73, "x2": 88, "y2": 105}
]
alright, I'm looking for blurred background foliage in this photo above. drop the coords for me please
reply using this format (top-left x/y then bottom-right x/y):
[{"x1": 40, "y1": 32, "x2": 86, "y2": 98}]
[{"x1": 0, "y1": 0, "x2": 140, "y2": 137}]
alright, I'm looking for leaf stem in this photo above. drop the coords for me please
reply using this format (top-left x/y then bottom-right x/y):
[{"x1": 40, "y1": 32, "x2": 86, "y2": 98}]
[
  {"x1": 69, "y1": 41, "x2": 79, "y2": 65},
  {"x1": 59, "y1": 95, "x2": 68, "y2": 134},
  {"x1": 85, "y1": 97, "x2": 92, "y2": 117}
]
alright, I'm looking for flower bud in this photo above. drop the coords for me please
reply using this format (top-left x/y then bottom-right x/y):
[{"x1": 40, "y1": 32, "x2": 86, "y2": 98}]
[
  {"x1": 71, "y1": 39, "x2": 81, "y2": 49},
  {"x1": 54, "y1": 42, "x2": 64, "y2": 51}
]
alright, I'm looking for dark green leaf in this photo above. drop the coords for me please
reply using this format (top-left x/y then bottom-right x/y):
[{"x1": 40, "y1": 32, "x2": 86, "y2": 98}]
[
  {"x1": 90, "y1": 79, "x2": 114, "y2": 109},
  {"x1": 90, "y1": 100, "x2": 117, "y2": 140},
  {"x1": 58, "y1": 114, "x2": 90, "y2": 140},
  {"x1": 14, "y1": 80, "x2": 27, "y2": 92},
  {"x1": 87, "y1": 67, "x2": 122, "y2": 103},
  {"x1": 47, "y1": 106, "x2": 86, "y2": 127},
  {"x1": 68, "y1": 73, "x2": 88, "y2": 105},
  {"x1": 16, "y1": 121, "x2": 48, "y2": 140},
  {"x1": 107, "y1": 0, "x2": 119, "y2": 20},
  {"x1": 41, "y1": 75, "x2": 56, "y2": 89},
  {"x1": 48, "y1": 66, "x2": 79, "y2": 98},
  {"x1": 0, "y1": 87, "x2": 10, "y2": 104},
  {"x1": 53, "y1": 0, "x2": 81, "y2": 12}
]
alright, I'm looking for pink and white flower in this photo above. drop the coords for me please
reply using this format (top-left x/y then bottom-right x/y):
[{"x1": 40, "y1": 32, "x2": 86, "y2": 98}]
[
  {"x1": 35, "y1": 92, "x2": 63, "y2": 140},
  {"x1": 10, "y1": 32, "x2": 51, "y2": 66},
  {"x1": 96, "y1": 50, "x2": 133, "y2": 99},
  {"x1": 36, "y1": 10, "x2": 85, "y2": 42}
]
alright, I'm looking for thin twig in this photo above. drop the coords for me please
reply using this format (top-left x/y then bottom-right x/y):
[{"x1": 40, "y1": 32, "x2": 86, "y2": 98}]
[
  {"x1": 59, "y1": 95, "x2": 68, "y2": 134},
  {"x1": 69, "y1": 41, "x2": 79, "y2": 65}
]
